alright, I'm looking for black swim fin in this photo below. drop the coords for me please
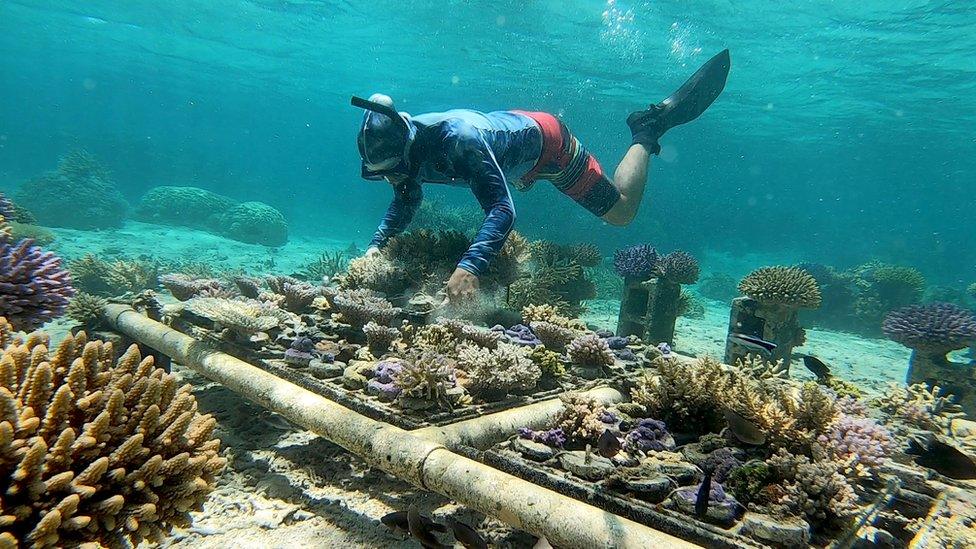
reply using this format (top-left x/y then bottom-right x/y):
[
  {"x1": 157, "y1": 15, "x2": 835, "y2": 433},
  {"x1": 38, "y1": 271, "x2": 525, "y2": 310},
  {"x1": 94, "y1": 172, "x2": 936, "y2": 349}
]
[{"x1": 627, "y1": 49, "x2": 731, "y2": 153}]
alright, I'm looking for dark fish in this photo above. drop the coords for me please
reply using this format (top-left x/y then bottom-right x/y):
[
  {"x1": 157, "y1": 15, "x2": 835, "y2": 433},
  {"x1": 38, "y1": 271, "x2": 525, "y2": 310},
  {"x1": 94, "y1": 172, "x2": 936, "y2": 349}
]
[
  {"x1": 695, "y1": 471, "x2": 712, "y2": 517},
  {"x1": 729, "y1": 333, "x2": 776, "y2": 357},
  {"x1": 598, "y1": 429, "x2": 622, "y2": 459},
  {"x1": 380, "y1": 510, "x2": 447, "y2": 534},
  {"x1": 724, "y1": 409, "x2": 767, "y2": 446},
  {"x1": 407, "y1": 506, "x2": 449, "y2": 549},
  {"x1": 800, "y1": 354, "x2": 831, "y2": 380},
  {"x1": 908, "y1": 438, "x2": 976, "y2": 480},
  {"x1": 446, "y1": 517, "x2": 489, "y2": 549}
]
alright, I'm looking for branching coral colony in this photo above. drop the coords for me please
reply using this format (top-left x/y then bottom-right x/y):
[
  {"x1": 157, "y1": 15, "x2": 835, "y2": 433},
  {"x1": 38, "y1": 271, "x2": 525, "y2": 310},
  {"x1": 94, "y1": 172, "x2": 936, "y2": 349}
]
[
  {"x1": 0, "y1": 325, "x2": 224, "y2": 547},
  {"x1": 499, "y1": 349, "x2": 960, "y2": 545}
]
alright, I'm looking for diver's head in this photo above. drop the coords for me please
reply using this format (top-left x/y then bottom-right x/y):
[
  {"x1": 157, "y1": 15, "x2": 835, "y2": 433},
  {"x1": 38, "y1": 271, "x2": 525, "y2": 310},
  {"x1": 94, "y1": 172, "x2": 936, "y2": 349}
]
[{"x1": 353, "y1": 93, "x2": 416, "y2": 180}]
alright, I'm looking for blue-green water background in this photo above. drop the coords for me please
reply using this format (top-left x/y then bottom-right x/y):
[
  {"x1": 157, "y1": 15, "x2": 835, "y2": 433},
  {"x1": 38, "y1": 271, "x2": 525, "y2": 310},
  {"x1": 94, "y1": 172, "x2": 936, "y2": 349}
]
[{"x1": 1, "y1": 1, "x2": 973, "y2": 284}]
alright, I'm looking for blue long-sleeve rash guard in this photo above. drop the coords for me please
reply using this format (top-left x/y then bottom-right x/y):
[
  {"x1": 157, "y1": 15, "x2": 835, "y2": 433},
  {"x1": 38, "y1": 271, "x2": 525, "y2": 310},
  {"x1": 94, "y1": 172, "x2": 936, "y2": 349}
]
[{"x1": 368, "y1": 110, "x2": 543, "y2": 277}]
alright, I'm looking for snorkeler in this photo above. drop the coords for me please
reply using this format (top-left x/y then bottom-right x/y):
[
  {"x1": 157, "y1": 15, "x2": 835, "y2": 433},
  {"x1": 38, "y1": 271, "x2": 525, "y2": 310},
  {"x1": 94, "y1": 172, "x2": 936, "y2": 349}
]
[{"x1": 353, "y1": 49, "x2": 730, "y2": 303}]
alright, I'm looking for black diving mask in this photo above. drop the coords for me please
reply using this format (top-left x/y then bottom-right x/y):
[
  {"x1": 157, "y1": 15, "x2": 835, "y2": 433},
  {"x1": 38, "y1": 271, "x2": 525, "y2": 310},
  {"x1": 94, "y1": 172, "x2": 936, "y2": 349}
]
[{"x1": 352, "y1": 95, "x2": 416, "y2": 181}]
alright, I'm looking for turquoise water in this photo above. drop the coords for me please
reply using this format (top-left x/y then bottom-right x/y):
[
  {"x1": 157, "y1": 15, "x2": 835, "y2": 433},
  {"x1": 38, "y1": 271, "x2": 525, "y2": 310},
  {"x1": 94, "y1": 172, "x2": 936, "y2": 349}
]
[{"x1": 1, "y1": 0, "x2": 974, "y2": 281}]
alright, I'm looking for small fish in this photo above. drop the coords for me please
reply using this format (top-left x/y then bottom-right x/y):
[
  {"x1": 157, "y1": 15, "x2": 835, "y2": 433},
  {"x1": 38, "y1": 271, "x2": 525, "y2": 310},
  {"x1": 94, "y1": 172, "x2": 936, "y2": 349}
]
[
  {"x1": 729, "y1": 333, "x2": 776, "y2": 357},
  {"x1": 407, "y1": 506, "x2": 449, "y2": 549},
  {"x1": 381, "y1": 510, "x2": 446, "y2": 534},
  {"x1": 695, "y1": 471, "x2": 713, "y2": 517},
  {"x1": 799, "y1": 354, "x2": 831, "y2": 380},
  {"x1": 598, "y1": 429, "x2": 622, "y2": 459},
  {"x1": 446, "y1": 517, "x2": 489, "y2": 549},
  {"x1": 908, "y1": 437, "x2": 976, "y2": 480},
  {"x1": 724, "y1": 409, "x2": 767, "y2": 446}
]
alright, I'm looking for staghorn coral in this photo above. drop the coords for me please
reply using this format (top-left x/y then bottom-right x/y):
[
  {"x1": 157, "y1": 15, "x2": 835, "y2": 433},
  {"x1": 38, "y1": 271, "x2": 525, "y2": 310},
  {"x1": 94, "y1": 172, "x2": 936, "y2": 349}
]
[
  {"x1": 385, "y1": 229, "x2": 470, "y2": 288},
  {"x1": 363, "y1": 321, "x2": 400, "y2": 356},
  {"x1": 505, "y1": 240, "x2": 597, "y2": 317},
  {"x1": 332, "y1": 289, "x2": 400, "y2": 328},
  {"x1": 529, "y1": 321, "x2": 577, "y2": 353},
  {"x1": 15, "y1": 150, "x2": 128, "y2": 230},
  {"x1": 767, "y1": 449, "x2": 858, "y2": 528},
  {"x1": 0, "y1": 330, "x2": 225, "y2": 547},
  {"x1": 817, "y1": 414, "x2": 893, "y2": 470},
  {"x1": 436, "y1": 318, "x2": 503, "y2": 349},
  {"x1": 528, "y1": 346, "x2": 564, "y2": 377},
  {"x1": 882, "y1": 302, "x2": 976, "y2": 353},
  {"x1": 657, "y1": 251, "x2": 700, "y2": 285},
  {"x1": 70, "y1": 255, "x2": 159, "y2": 298},
  {"x1": 0, "y1": 237, "x2": 74, "y2": 332},
  {"x1": 485, "y1": 231, "x2": 531, "y2": 289},
  {"x1": 612, "y1": 244, "x2": 658, "y2": 279},
  {"x1": 298, "y1": 251, "x2": 348, "y2": 282},
  {"x1": 392, "y1": 350, "x2": 457, "y2": 409},
  {"x1": 566, "y1": 333, "x2": 614, "y2": 368},
  {"x1": 736, "y1": 354, "x2": 789, "y2": 380},
  {"x1": 231, "y1": 276, "x2": 262, "y2": 299},
  {"x1": 556, "y1": 394, "x2": 614, "y2": 443},
  {"x1": 861, "y1": 262, "x2": 925, "y2": 309},
  {"x1": 631, "y1": 356, "x2": 732, "y2": 434},
  {"x1": 456, "y1": 342, "x2": 540, "y2": 397},
  {"x1": 278, "y1": 281, "x2": 322, "y2": 314},
  {"x1": 569, "y1": 243, "x2": 602, "y2": 268},
  {"x1": 873, "y1": 382, "x2": 964, "y2": 432},
  {"x1": 408, "y1": 323, "x2": 459, "y2": 354},
  {"x1": 738, "y1": 266, "x2": 822, "y2": 309},
  {"x1": 183, "y1": 297, "x2": 286, "y2": 337},
  {"x1": 338, "y1": 255, "x2": 405, "y2": 295},
  {"x1": 66, "y1": 293, "x2": 108, "y2": 329}
]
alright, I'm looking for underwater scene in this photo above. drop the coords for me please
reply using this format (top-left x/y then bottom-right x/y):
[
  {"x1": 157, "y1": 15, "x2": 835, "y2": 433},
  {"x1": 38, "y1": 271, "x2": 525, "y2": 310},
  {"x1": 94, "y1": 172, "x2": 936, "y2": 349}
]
[{"x1": 1, "y1": 1, "x2": 975, "y2": 548}]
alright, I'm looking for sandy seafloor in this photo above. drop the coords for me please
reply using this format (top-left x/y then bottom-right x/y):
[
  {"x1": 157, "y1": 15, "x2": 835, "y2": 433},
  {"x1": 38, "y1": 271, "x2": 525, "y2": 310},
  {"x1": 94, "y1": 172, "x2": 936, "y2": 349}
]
[{"x1": 36, "y1": 220, "x2": 934, "y2": 548}]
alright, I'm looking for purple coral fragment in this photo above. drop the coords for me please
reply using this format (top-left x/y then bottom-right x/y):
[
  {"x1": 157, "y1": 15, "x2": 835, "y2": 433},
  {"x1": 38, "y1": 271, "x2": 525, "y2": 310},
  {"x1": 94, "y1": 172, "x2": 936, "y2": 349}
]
[
  {"x1": 612, "y1": 244, "x2": 659, "y2": 279},
  {"x1": 603, "y1": 336, "x2": 629, "y2": 350},
  {"x1": 518, "y1": 427, "x2": 567, "y2": 447},
  {"x1": 624, "y1": 418, "x2": 675, "y2": 453},
  {"x1": 704, "y1": 447, "x2": 743, "y2": 483},
  {"x1": 0, "y1": 238, "x2": 74, "y2": 332},
  {"x1": 493, "y1": 323, "x2": 541, "y2": 346},
  {"x1": 817, "y1": 414, "x2": 893, "y2": 468},
  {"x1": 284, "y1": 336, "x2": 316, "y2": 367}
]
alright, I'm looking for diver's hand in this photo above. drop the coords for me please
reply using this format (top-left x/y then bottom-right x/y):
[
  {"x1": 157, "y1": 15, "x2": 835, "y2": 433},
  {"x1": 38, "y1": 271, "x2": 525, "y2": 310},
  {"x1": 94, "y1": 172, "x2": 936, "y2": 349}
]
[
  {"x1": 364, "y1": 246, "x2": 382, "y2": 259},
  {"x1": 445, "y1": 268, "x2": 479, "y2": 303}
]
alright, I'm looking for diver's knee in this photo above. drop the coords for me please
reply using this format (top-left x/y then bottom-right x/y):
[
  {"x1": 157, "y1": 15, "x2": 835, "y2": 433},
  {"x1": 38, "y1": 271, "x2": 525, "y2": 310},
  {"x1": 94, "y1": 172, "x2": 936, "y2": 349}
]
[{"x1": 603, "y1": 208, "x2": 635, "y2": 226}]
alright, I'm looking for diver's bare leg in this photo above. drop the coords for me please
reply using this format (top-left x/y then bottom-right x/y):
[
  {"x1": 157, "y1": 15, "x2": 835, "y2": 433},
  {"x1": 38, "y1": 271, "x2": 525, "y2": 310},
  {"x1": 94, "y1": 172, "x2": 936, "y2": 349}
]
[{"x1": 602, "y1": 144, "x2": 651, "y2": 226}]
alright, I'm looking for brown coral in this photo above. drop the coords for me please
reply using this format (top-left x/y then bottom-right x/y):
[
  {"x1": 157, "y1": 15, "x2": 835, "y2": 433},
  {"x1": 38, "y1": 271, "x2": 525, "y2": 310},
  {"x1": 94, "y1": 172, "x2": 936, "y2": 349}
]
[
  {"x1": 456, "y1": 342, "x2": 540, "y2": 397},
  {"x1": 566, "y1": 333, "x2": 614, "y2": 368},
  {"x1": 738, "y1": 266, "x2": 822, "y2": 309},
  {"x1": 556, "y1": 394, "x2": 611, "y2": 443},
  {"x1": 529, "y1": 321, "x2": 577, "y2": 353},
  {"x1": 332, "y1": 289, "x2": 400, "y2": 328},
  {"x1": 66, "y1": 293, "x2": 108, "y2": 329},
  {"x1": 363, "y1": 321, "x2": 400, "y2": 356},
  {"x1": 183, "y1": 297, "x2": 286, "y2": 336},
  {"x1": 631, "y1": 356, "x2": 732, "y2": 434},
  {"x1": 0, "y1": 329, "x2": 224, "y2": 547}
]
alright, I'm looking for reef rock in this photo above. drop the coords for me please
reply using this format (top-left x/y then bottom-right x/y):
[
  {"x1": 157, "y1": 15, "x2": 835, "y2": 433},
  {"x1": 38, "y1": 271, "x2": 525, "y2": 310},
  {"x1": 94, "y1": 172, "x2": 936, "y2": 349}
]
[
  {"x1": 559, "y1": 451, "x2": 615, "y2": 480},
  {"x1": 134, "y1": 185, "x2": 237, "y2": 232},
  {"x1": 741, "y1": 513, "x2": 811, "y2": 547},
  {"x1": 219, "y1": 201, "x2": 288, "y2": 247},
  {"x1": 16, "y1": 151, "x2": 128, "y2": 229}
]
